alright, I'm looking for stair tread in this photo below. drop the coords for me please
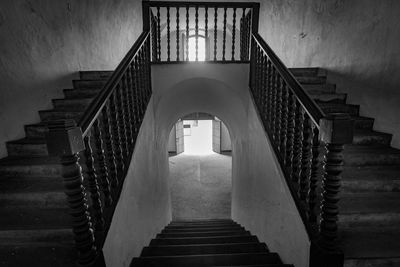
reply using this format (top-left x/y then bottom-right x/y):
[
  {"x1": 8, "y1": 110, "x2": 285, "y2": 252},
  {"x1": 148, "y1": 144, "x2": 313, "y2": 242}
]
[
  {"x1": 0, "y1": 176, "x2": 63, "y2": 194},
  {"x1": 7, "y1": 137, "x2": 46, "y2": 145},
  {"x1": 340, "y1": 192, "x2": 400, "y2": 214},
  {"x1": 0, "y1": 156, "x2": 59, "y2": 166}
]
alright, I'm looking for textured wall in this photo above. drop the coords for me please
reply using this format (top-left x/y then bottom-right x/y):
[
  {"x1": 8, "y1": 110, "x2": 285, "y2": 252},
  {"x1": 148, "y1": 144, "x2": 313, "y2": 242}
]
[
  {"x1": 0, "y1": 0, "x2": 142, "y2": 157},
  {"x1": 258, "y1": 0, "x2": 400, "y2": 147}
]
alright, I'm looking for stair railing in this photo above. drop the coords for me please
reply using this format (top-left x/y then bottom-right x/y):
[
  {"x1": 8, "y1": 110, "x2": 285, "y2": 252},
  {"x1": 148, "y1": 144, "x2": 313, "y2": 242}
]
[
  {"x1": 249, "y1": 32, "x2": 354, "y2": 266},
  {"x1": 147, "y1": 1, "x2": 257, "y2": 62},
  {"x1": 45, "y1": 30, "x2": 152, "y2": 267}
]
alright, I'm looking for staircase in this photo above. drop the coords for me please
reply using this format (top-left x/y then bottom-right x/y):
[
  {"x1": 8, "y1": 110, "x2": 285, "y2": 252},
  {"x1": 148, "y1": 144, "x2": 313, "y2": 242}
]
[
  {"x1": 291, "y1": 68, "x2": 400, "y2": 266},
  {"x1": 0, "y1": 71, "x2": 109, "y2": 266},
  {"x1": 130, "y1": 219, "x2": 293, "y2": 267}
]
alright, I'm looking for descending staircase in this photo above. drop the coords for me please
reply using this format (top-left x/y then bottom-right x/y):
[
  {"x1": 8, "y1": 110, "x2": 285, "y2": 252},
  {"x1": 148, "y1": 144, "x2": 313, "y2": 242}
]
[
  {"x1": 291, "y1": 68, "x2": 400, "y2": 266},
  {"x1": 0, "y1": 71, "x2": 109, "y2": 266},
  {"x1": 130, "y1": 219, "x2": 293, "y2": 267}
]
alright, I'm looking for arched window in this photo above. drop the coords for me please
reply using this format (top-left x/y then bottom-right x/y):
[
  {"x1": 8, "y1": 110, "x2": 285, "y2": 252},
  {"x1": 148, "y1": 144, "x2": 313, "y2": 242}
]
[{"x1": 185, "y1": 29, "x2": 207, "y2": 61}]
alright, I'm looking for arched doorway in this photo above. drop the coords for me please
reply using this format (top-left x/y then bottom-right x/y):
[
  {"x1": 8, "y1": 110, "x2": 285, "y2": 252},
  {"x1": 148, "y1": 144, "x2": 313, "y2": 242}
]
[{"x1": 168, "y1": 113, "x2": 232, "y2": 220}]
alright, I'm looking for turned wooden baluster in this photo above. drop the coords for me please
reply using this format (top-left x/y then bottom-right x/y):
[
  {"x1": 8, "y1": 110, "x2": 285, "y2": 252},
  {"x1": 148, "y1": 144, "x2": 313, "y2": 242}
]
[
  {"x1": 83, "y1": 132, "x2": 105, "y2": 231},
  {"x1": 280, "y1": 80, "x2": 289, "y2": 160},
  {"x1": 151, "y1": 12, "x2": 157, "y2": 62},
  {"x1": 285, "y1": 91, "x2": 296, "y2": 176},
  {"x1": 308, "y1": 126, "x2": 320, "y2": 223},
  {"x1": 186, "y1": 6, "x2": 189, "y2": 61},
  {"x1": 204, "y1": 7, "x2": 208, "y2": 60},
  {"x1": 260, "y1": 54, "x2": 268, "y2": 123},
  {"x1": 231, "y1": 7, "x2": 237, "y2": 61},
  {"x1": 176, "y1": 7, "x2": 180, "y2": 61},
  {"x1": 109, "y1": 93, "x2": 125, "y2": 177},
  {"x1": 101, "y1": 103, "x2": 119, "y2": 189},
  {"x1": 274, "y1": 75, "x2": 282, "y2": 147},
  {"x1": 291, "y1": 102, "x2": 304, "y2": 186},
  {"x1": 128, "y1": 64, "x2": 139, "y2": 143},
  {"x1": 213, "y1": 7, "x2": 218, "y2": 61},
  {"x1": 239, "y1": 8, "x2": 244, "y2": 60},
  {"x1": 166, "y1": 7, "x2": 171, "y2": 61},
  {"x1": 157, "y1": 7, "x2": 161, "y2": 61},
  {"x1": 222, "y1": 7, "x2": 227, "y2": 61},
  {"x1": 92, "y1": 118, "x2": 112, "y2": 207},
  {"x1": 299, "y1": 114, "x2": 312, "y2": 201},
  {"x1": 266, "y1": 59, "x2": 273, "y2": 125},
  {"x1": 134, "y1": 57, "x2": 144, "y2": 120},
  {"x1": 270, "y1": 68, "x2": 277, "y2": 137},
  {"x1": 122, "y1": 74, "x2": 133, "y2": 149},
  {"x1": 46, "y1": 120, "x2": 96, "y2": 265},
  {"x1": 115, "y1": 84, "x2": 129, "y2": 161}
]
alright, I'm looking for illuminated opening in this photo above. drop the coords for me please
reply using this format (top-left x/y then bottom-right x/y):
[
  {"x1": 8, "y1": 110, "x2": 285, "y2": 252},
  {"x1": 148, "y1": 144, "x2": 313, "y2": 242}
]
[
  {"x1": 183, "y1": 120, "x2": 212, "y2": 155},
  {"x1": 188, "y1": 36, "x2": 206, "y2": 61}
]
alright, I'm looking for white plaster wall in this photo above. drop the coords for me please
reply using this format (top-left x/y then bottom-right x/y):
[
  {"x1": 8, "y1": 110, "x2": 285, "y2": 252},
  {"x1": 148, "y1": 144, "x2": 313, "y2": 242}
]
[
  {"x1": 221, "y1": 121, "x2": 232, "y2": 151},
  {"x1": 152, "y1": 63, "x2": 310, "y2": 267},
  {"x1": 103, "y1": 98, "x2": 172, "y2": 267},
  {"x1": 0, "y1": 0, "x2": 143, "y2": 157}
]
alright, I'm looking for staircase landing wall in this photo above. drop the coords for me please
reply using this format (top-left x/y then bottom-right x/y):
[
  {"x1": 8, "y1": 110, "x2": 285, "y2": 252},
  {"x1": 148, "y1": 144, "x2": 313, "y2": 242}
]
[{"x1": 151, "y1": 63, "x2": 310, "y2": 267}]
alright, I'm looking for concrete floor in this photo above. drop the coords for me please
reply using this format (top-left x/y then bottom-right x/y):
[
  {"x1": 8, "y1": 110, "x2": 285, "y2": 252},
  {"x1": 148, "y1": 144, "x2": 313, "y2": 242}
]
[{"x1": 169, "y1": 152, "x2": 232, "y2": 220}]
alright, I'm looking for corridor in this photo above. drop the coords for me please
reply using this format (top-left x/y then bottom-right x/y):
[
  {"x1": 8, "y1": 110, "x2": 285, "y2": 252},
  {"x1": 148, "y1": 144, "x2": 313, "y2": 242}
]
[{"x1": 169, "y1": 152, "x2": 232, "y2": 220}]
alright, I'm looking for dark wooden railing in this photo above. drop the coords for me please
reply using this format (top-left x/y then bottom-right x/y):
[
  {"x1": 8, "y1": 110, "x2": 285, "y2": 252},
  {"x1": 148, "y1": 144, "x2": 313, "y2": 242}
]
[
  {"x1": 45, "y1": 31, "x2": 152, "y2": 265},
  {"x1": 147, "y1": 1, "x2": 257, "y2": 62},
  {"x1": 250, "y1": 32, "x2": 353, "y2": 267}
]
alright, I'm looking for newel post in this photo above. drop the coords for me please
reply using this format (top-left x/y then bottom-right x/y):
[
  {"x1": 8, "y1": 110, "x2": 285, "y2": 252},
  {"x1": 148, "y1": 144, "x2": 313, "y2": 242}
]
[
  {"x1": 46, "y1": 120, "x2": 97, "y2": 266},
  {"x1": 310, "y1": 114, "x2": 353, "y2": 267}
]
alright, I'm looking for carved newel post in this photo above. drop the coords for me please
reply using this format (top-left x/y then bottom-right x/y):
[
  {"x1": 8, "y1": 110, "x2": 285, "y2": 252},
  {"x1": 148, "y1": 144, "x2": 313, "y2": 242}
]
[
  {"x1": 46, "y1": 120, "x2": 97, "y2": 266},
  {"x1": 311, "y1": 113, "x2": 353, "y2": 267}
]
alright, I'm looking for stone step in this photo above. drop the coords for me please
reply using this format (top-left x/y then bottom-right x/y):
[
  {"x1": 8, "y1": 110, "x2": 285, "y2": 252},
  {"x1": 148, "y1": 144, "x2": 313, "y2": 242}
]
[
  {"x1": 0, "y1": 191, "x2": 66, "y2": 208},
  {"x1": 318, "y1": 103, "x2": 359, "y2": 116},
  {"x1": 142, "y1": 242, "x2": 268, "y2": 257},
  {"x1": 0, "y1": 228, "x2": 73, "y2": 246},
  {"x1": 0, "y1": 207, "x2": 71, "y2": 230},
  {"x1": 63, "y1": 88, "x2": 100, "y2": 99},
  {"x1": 149, "y1": 235, "x2": 259, "y2": 246},
  {"x1": 353, "y1": 130, "x2": 392, "y2": 146},
  {"x1": 340, "y1": 212, "x2": 400, "y2": 229},
  {"x1": 157, "y1": 230, "x2": 251, "y2": 238},
  {"x1": 296, "y1": 76, "x2": 327, "y2": 84},
  {"x1": 340, "y1": 192, "x2": 400, "y2": 215},
  {"x1": 311, "y1": 93, "x2": 347, "y2": 103},
  {"x1": 162, "y1": 226, "x2": 245, "y2": 233},
  {"x1": 344, "y1": 257, "x2": 400, "y2": 267},
  {"x1": 24, "y1": 123, "x2": 48, "y2": 138},
  {"x1": 39, "y1": 109, "x2": 82, "y2": 122},
  {"x1": 73, "y1": 79, "x2": 107, "y2": 90},
  {"x1": 166, "y1": 223, "x2": 241, "y2": 229},
  {"x1": 302, "y1": 84, "x2": 336, "y2": 94},
  {"x1": 0, "y1": 244, "x2": 76, "y2": 267},
  {"x1": 344, "y1": 145, "x2": 400, "y2": 166},
  {"x1": 52, "y1": 98, "x2": 93, "y2": 110},
  {"x1": 0, "y1": 156, "x2": 61, "y2": 178},
  {"x1": 342, "y1": 166, "x2": 400, "y2": 192},
  {"x1": 168, "y1": 221, "x2": 239, "y2": 227},
  {"x1": 339, "y1": 227, "x2": 400, "y2": 259},
  {"x1": 6, "y1": 138, "x2": 48, "y2": 157},
  {"x1": 0, "y1": 176, "x2": 64, "y2": 194},
  {"x1": 79, "y1": 70, "x2": 113, "y2": 80},
  {"x1": 289, "y1": 67, "x2": 327, "y2": 77},
  {"x1": 352, "y1": 116, "x2": 375, "y2": 130},
  {"x1": 131, "y1": 252, "x2": 284, "y2": 267}
]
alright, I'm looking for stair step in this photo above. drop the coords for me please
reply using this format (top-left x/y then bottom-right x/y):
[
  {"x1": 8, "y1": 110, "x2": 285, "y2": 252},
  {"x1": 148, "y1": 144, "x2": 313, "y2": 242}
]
[
  {"x1": 0, "y1": 191, "x2": 66, "y2": 208},
  {"x1": 339, "y1": 227, "x2": 400, "y2": 259},
  {"x1": 79, "y1": 70, "x2": 113, "y2": 80},
  {"x1": 142, "y1": 242, "x2": 268, "y2": 257},
  {"x1": 150, "y1": 235, "x2": 259, "y2": 246},
  {"x1": 168, "y1": 221, "x2": 239, "y2": 227},
  {"x1": 340, "y1": 192, "x2": 400, "y2": 215},
  {"x1": 63, "y1": 88, "x2": 100, "y2": 99},
  {"x1": 157, "y1": 230, "x2": 251, "y2": 238},
  {"x1": 344, "y1": 145, "x2": 400, "y2": 166},
  {"x1": 0, "y1": 156, "x2": 60, "y2": 178},
  {"x1": 289, "y1": 67, "x2": 327, "y2": 77},
  {"x1": 73, "y1": 79, "x2": 107, "y2": 89},
  {"x1": 318, "y1": 103, "x2": 359, "y2": 116},
  {"x1": 0, "y1": 176, "x2": 64, "y2": 194},
  {"x1": 302, "y1": 84, "x2": 336, "y2": 94},
  {"x1": 165, "y1": 223, "x2": 241, "y2": 230},
  {"x1": 0, "y1": 228, "x2": 73, "y2": 246},
  {"x1": 24, "y1": 123, "x2": 48, "y2": 138},
  {"x1": 0, "y1": 207, "x2": 71, "y2": 230},
  {"x1": 352, "y1": 116, "x2": 375, "y2": 130},
  {"x1": 162, "y1": 226, "x2": 245, "y2": 233},
  {"x1": 344, "y1": 257, "x2": 400, "y2": 267},
  {"x1": 6, "y1": 138, "x2": 48, "y2": 157},
  {"x1": 52, "y1": 98, "x2": 93, "y2": 110},
  {"x1": 311, "y1": 93, "x2": 347, "y2": 103},
  {"x1": 340, "y1": 212, "x2": 400, "y2": 229},
  {"x1": 296, "y1": 76, "x2": 327, "y2": 84},
  {"x1": 131, "y1": 252, "x2": 283, "y2": 267},
  {"x1": 39, "y1": 109, "x2": 83, "y2": 122},
  {"x1": 342, "y1": 166, "x2": 400, "y2": 192},
  {"x1": 353, "y1": 130, "x2": 392, "y2": 146}
]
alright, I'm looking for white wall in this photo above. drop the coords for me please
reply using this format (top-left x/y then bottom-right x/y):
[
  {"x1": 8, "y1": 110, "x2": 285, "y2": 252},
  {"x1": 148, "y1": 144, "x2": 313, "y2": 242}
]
[
  {"x1": 0, "y1": 0, "x2": 143, "y2": 157},
  {"x1": 151, "y1": 63, "x2": 310, "y2": 267},
  {"x1": 103, "y1": 98, "x2": 172, "y2": 267}
]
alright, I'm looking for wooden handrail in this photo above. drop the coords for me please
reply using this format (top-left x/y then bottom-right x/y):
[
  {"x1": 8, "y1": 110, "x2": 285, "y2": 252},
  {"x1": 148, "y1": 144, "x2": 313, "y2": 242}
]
[
  {"x1": 252, "y1": 32, "x2": 325, "y2": 127},
  {"x1": 148, "y1": 1, "x2": 258, "y2": 8},
  {"x1": 79, "y1": 31, "x2": 150, "y2": 136}
]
